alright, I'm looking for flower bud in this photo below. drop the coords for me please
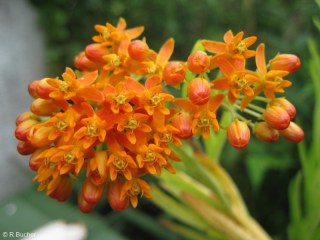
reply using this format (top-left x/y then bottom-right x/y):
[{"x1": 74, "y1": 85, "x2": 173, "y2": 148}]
[
  {"x1": 171, "y1": 111, "x2": 193, "y2": 139},
  {"x1": 187, "y1": 50, "x2": 210, "y2": 73},
  {"x1": 227, "y1": 119, "x2": 250, "y2": 149},
  {"x1": 49, "y1": 174, "x2": 73, "y2": 202},
  {"x1": 187, "y1": 78, "x2": 211, "y2": 105},
  {"x1": 15, "y1": 119, "x2": 39, "y2": 141},
  {"x1": 254, "y1": 122, "x2": 279, "y2": 143},
  {"x1": 28, "y1": 80, "x2": 39, "y2": 98},
  {"x1": 85, "y1": 43, "x2": 109, "y2": 63},
  {"x1": 29, "y1": 147, "x2": 48, "y2": 171},
  {"x1": 107, "y1": 180, "x2": 129, "y2": 211},
  {"x1": 31, "y1": 99, "x2": 61, "y2": 116},
  {"x1": 270, "y1": 54, "x2": 301, "y2": 73},
  {"x1": 78, "y1": 191, "x2": 96, "y2": 213},
  {"x1": 36, "y1": 78, "x2": 55, "y2": 100},
  {"x1": 263, "y1": 105, "x2": 290, "y2": 130},
  {"x1": 279, "y1": 122, "x2": 304, "y2": 143},
  {"x1": 74, "y1": 51, "x2": 101, "y2": 71},
  {"x1": 27, "y1": 126, "x2": 53, "y2": 148},
  {"x1": 163, "y1": 61, "x2": 186, "y2": 86},
  {"x1": 270, "y1": 98, "x2": 296, "y2": 119},
  {"x1": 16, "y1": 112, "x2": 39, "y2": 126},
  {"x1": 128, "y1": 40, "x2": 149, "y2": 61},
  {"x1": 82, "y1": 178, "x2": 104, "y2": 204},
  {"x1": 17, "y1": 141, "x2": 36, "y2": 155}
]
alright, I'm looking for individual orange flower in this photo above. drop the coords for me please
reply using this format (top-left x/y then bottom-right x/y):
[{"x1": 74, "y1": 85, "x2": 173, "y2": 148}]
[
  {"x1": 116, "y1": 112, "x2": 151, "y2": 144},
  {"x1": 136, "y1": 144, "x2": 167, "y2": 175},
  {"x1": 86, "y1": 151, "x2": 108, "y2": 186},
  {"x1": 120, "y1": 178, "x2": 152, "y2": 208},
  {"x1": 240, "y1": 44, "x2": 292, "y2": 109},
  {"x1": 47, "y1": 67, "x2": 104, "y2": 102},
  {"x1": 139, "y1": 76, "x2": 175, "y2": 116},
  {"x1": 153, "y1": 123, "x2": 182, "y2": 155},
  {"x1": 107, "y1": 150, "x2": 137, "y2": 181},
  {"x1": 73, "y1": 103, "x2": 110, "y2": 149},
  {"x1": 175, "y1": 94, "x2": 224, "y2": 139},
  {"x1": 138, "y1": 38, "x2": 175, "y2": 77},
  {"x1": 92, "y1": 18, "x2": 144, "y2": 53},
  {"x1": 212, "y1": 58, "x2": 258, "y2": 104},
  {"x1": 202, "y1": 30, "x2": 257, "y2": 69},
  {"x1": 103, "y1": 80, "x2": 136, "y2": 114}
]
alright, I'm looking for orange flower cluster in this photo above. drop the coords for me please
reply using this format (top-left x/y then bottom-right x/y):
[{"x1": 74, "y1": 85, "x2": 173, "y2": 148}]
[{"x1": 15, "y1": 18, "x2": 304, "y2": 212}]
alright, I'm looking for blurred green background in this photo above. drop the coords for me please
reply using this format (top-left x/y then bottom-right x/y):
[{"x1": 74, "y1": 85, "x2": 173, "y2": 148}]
[{"x1": 3, "y1": 0, "x2": 318, "y2": 239}]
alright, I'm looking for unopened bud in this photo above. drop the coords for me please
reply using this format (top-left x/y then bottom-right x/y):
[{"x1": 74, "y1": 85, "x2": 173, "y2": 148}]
[
  {"x1": 107, "y1": 180, "x2": 129, "y2": 211},
  {"x1": 227, "y1": 119, "x2": 250, "y2": 149},
  {"x1": 17, "y1": 141, "x2": 36, "y2": 155},
  {"x1": 171, "y1": 111, "x2": 193, "y2": 139},
  {"x1": 82, "y1": 178, "x2": 104, "y2": 204},
  {"x1": 270, "y1": 98, "x2": 296, "y2": 119},
  {"x1": 279, "y1": 122, "x2": 304, "y2": 143},
  {"x1": 187, "y1": 78, "x2": 211, "y2": 105},
  {"x1": 78, "y1": 191, "x2": 96, "y2": 213},
  {"x1": 128, "y1": 40, "x2": 149, "y2": 61},
  {"x1": 263, "y1": 105, "x2": 290, "y2": 130},
  {"x1": 270, "y1": 54, "x2": 301, "y2": 73},
  {"x1": 74, "y1": 51, "x2": 101, "y2": 71},
  {"x1": 85, "y1": 43, "x2": 109, "y2": 63},
  {"x1": 163, "y1": 61, "x2": 186, "y2": 86},
  {"x1": 187, "y1": 50, "x2": 210, "y2": 73},
  {"x1": 254, "y1": 122, "x2": 279, "y2": 143}
]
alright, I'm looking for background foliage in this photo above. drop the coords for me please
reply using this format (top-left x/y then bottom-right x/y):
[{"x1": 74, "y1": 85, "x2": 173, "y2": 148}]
[{"x1": 25, "y1": 0, "x2": 319, "y2": 239}]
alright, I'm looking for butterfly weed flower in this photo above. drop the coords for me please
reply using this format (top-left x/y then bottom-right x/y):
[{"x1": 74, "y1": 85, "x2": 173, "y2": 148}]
[{"x1": 15, "y1": 19, "x2": 304, "y2": 212}]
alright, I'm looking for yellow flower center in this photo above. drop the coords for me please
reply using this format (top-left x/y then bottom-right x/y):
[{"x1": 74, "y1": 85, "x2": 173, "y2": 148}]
[
  {"x1": 110, "y1": 55, "x2": 120, "y2": 67},
  {"x1": 199, "y1": 116, "x2": 210, "y2": 127},
  {"x1": 115, "y1": 93, "x2": 127, "y2": 104},
  {"x1": 113, "y1": 156, "x2": 127, "y2": 170},
  {"x1": 130, "y1": 180, "x2": 141, "y2": 196},
  {"x1": 274, "y1": 76, "x2": 283, "y2": 85},
  {"x1": 87, "y1": 123, "x2": 98, "y2": 137},
  {"x1": 64, "y1": 151, "x2": 75, "y2": 163},
  {"x1": 145, "y1": 150, "x2": 156, "y2": 162},
  {"x1": 236, "y1": 78, "x2": 248, "y2": 89},
  {"x1": 151, "y1": 94, "x2": 161, "y2": 106},
  {"x1": 56, "y1": 120, "x2": 67, "y2": 131},
  {"x1": 236, "y1": 41, "x2": 247, "y2": 54},
  {"x1": 161, "y1": 133, "x2": 172, "y2": 143},
  {"x1": 102, "y1": 30, "x2": 110, "y2": 39},
  {"x1": 147, "y1": 63, "x2": 156, "y2": 74},
  {"x1": 59, "y1": 81, "x2": 70, "y2": 92},
  {"x1": 127, "y1": 117, "x2": 138, "y2": 130}
]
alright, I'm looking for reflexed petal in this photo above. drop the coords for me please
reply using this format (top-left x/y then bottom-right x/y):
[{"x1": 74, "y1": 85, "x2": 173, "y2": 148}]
[
  {"x1": 157, "y1": 38, "x2": 174, "y2": 66},
  {"x1": 202, "y1": 40, "x2": 226, "y2": 53}
]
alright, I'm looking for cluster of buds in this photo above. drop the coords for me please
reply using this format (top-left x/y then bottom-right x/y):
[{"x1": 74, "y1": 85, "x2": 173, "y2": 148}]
[{"x1": 15, "y1": 18, "x2": 304, "y2": 212}]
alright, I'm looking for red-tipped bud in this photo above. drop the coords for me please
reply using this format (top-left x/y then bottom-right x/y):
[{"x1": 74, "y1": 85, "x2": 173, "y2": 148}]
[
  {"x1": 163, "y1": 61, "x2": 186, "y2": 85},
  {"x1": 16, "y1": 112, "x2": 39, "y2": 126},
  {"x1": 187, "y1": 78, "x2": 211, "y2": 105},
  {"x1": 263, "y1": 105, "x2": 290, "y2": 130},
  {"x1": 78, "y1": 191, "x2": 96, "y2": 213},
  {"x1": 227, "y1": 119, "x2": 250, "y2": 149},
  {"x1": 128, "y1": 40, "x2": 149, "y2": 61},
  {"x1": 82, "y1": 178, "x2": 104, "y2": 204},
  {"x1": 107, "y1": 180, "x2": 129, "y2": 211},
  {"x1": 187, "y1": 50, "x2": 210, "y2": 73},
  {"x1": 270, "y1": 54, "x2": 301, "y2": 73},
  {"x1": 280, "y1": 122, "x2": 304, "y2": 143},
  {"x1": 171, "y1": 112, "x2": 193, "y2": 139},
  {"x1": 85, "y1": 43, "x2": 109, "y2": 63},
  {"x1": 27, "y1": 126, "x2": 53, "y2": 148},
  {"x1": 31, "y1": 99, "x2": 61, "y2": 116},
  {"x1": 254, "y1": 122, "x2": 279, "y2": 143},
  {"x1": 74, "y1": 51, "x2": 101, "y2": 71},
  {"x1": 17, "y1": 141, "x2": 36, "y2": 155},
  {"x1": 36, "y1": 78, "x2": 55, "y2": 99},
  {"x1": 270, "y1": 98, "x2": 296, "y2": 119},
  {"x1": 28, "y1": 80, "x2": 39, "y2": 98},
  {"x1": 29, "y1": 147, "x2": 48, "y2": 171},
  {"x1": 49, "y1": 174, "x2": 73, "y2": 202},
  {"x1": 15, "y1": 119, "x2": 39, "y2": 141}
]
